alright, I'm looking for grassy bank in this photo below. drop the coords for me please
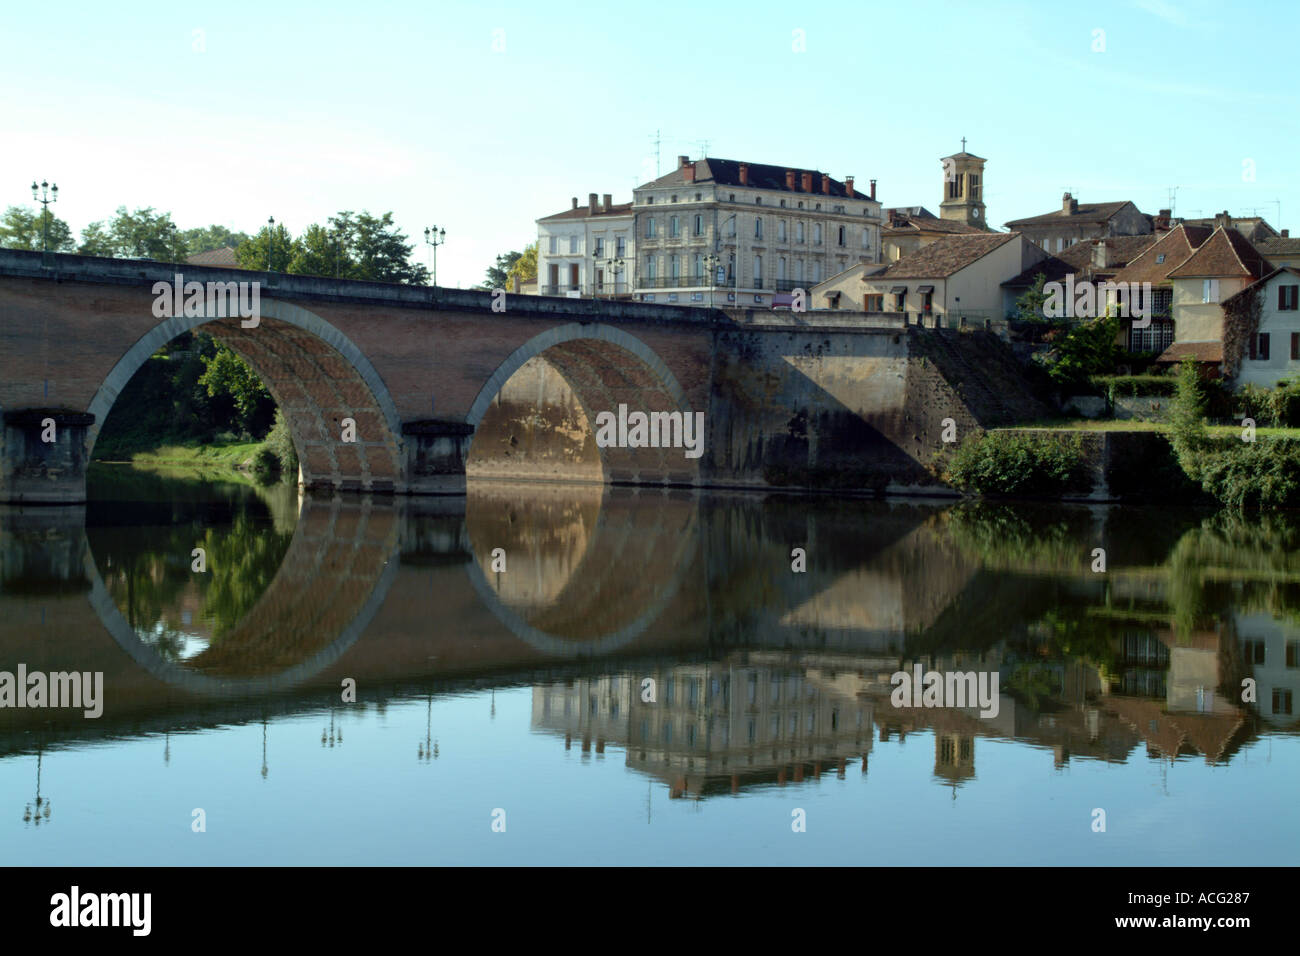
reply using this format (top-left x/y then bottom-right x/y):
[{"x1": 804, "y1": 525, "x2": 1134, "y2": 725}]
[{"x1": 104, "y1": 441, "x2": 266, "y2": 469}]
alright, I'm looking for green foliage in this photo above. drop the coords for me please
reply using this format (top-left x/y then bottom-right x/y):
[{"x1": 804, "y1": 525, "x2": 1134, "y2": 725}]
[
  {"x1": 198, "y1": 343, "x2": 273, "y2": 434},
  {"x1": 1168, "y1": 358, "x2": 1209, "y2": 476},
  {"x1": 79, "y1": 206, "x2": 180, "y2": 259},
  {"x1": 1089, "y1": 373, "x2": 1175, "y2": 401},
  {"x1": 0, "y1": 205, "x2": 76, "y2": 252},
  {"x1": 235, "y1": 221, "x2": 297, "y2": 272},
  {"x1": 235, "y1": 210, "x2": 428, "y2": 283},
  {"x1": 1044, "y1": 312, "x2": 1121, "y2": 387},
  {"x1": 946, "y1": 430, "x2": 1089, "y2": 497},
  {"x1": 1191, "y1": 437, "x2": 1300, "y2": 510},
  {"x1": 1013, "y1": 273, "x2": 1051, "y2": 322},
  {"x1": 1235, "y1": 380, "x2": 1300, "y2": 428},
  {"x1": 264, "y1": 407, "x2": 298, "y2": 479},
  {"x1": 507, "y1": 243, "x2": 538, "y2": 287},
  {"x1": 181, "y1": 224, "x2": 252, "y2": 256},
  {"x1": 483, "y1": 249, "x2": 524, "y2": 289}
]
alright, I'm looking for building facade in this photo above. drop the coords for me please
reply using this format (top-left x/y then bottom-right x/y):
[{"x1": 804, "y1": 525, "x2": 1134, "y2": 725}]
[
  {"x1": 631, "y1": 156, "x2": 884, "y2": 307},
  {"x1": 1005, "y1": 194, "x2": 1152, "y2": 253},
  {"x1": 536, "y1": 193, "x2": 634, "y2": 297}
]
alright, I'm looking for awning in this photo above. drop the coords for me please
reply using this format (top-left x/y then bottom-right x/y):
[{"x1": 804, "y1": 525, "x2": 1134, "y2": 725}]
[
  {"x1": 825, "y1": 290, "x2": 841, "y2": 301},
  {"x1": 916, "y1": 284, "x2": 934, "y2": 293},
  {"x1": 890, "y1": 285, "x2": 907, "y2": 294}
]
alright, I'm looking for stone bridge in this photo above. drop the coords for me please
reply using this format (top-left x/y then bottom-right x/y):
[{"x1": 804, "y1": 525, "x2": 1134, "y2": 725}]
[{"x1": 0, "y1": 249, "x2": 1046, "y2": 503}]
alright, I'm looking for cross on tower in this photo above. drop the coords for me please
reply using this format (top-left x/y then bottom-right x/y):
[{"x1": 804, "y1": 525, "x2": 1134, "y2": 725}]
[{"x1": 960, "y1": 136, "x2": 967, "y2": 152}]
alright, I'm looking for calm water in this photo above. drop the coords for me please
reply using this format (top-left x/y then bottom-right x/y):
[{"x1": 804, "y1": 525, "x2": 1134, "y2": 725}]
[{"x1": 1, "y1": 466, "x2": 1298, "y2": 865}]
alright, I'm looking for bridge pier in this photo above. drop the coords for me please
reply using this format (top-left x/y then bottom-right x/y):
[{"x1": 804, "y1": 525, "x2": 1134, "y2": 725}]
[
  {"x1": 0, "y1": 409, "x2": 95, "y2": 504},
  {"x1": 402, "y1": 420, "x2": 475, "y2": 495}
]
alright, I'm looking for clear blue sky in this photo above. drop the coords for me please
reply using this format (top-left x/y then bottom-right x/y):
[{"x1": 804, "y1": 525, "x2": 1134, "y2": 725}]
[{"x1": 4, "y1": 0, "x2": 1296, "y2": 286}]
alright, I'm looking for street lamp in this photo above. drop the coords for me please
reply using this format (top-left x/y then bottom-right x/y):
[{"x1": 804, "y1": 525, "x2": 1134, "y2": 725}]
[
  {"x1": 423, "y1": 226, "x2": 446, "y2": 288},
  {"x1": 704, "y1": 253, "x2": 720, "y2": 307},
  {"x1": 266, "y1": 216, "x2": 276, "y2": 272},
  {"x1": 594, "y1": 254, "x2": 624, "y2": 299},
  {"x1": 31, "y1": 180, "x2": 58, "y2": 266},
  {"x1": 714, "y1": 212, "x2": 740, "y2": 306},
  {"x1": 329, "y1": 216, "x2": 346, "y2": 279}
]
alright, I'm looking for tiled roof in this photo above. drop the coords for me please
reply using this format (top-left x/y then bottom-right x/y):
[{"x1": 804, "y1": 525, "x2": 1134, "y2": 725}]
[
  {"x1": 1256, "y1": 236, "x2": 1300, "y2": 258},
  {"x1": 1156, "y1": 341, "x2": 1224, "y2": 363},
  {"x1": 884, "y1": 215, "x2": 986, "y2": 237},
  {"x1": 186, "y1": 246, "x2": 240, "y2": 267},
  {"x1": 1005, "y1": 200, "x2": 1135, "y2": 228},
  {"x1": 1107, "y1": 224, "x2": 1214, "y2": 286},
  {"x1": 1001, "y1": 235, "x2": 1157, "y2": 288},
  {"x1": 538, "y1": 202, "x2": 634, "y2": 222},
  {"x1": 638, "y1": 158, "x2": 864, "y2": 200},
  {"x1": 1221, "y1": 266, "x2": 1300, "y2": 308},
  {"x1": 1167, "y1": 227, "x2": 1270, "y2": 279},
  {"x1": 874, "y1": 232, "x2": 1018, "y2": 279}
]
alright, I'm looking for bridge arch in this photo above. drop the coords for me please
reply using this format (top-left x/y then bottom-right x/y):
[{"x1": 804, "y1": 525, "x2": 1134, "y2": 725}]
[
  {"x1": 87, "y1": 298, "x2": 404, "y2": 493},
  {"x1": 466, "y1": 322, "x2": 700, "y2": 485}
]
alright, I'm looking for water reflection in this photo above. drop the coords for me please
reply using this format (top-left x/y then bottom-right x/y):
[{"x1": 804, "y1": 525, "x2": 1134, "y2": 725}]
[{"x1": 2, "y1": 469, "x2": 1299, "y2": 859}]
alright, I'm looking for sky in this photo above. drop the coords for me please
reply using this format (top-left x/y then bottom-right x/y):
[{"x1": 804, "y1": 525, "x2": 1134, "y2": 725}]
[{"x1": 4, "y1": 0, "x2": 1298, "y2": 288}]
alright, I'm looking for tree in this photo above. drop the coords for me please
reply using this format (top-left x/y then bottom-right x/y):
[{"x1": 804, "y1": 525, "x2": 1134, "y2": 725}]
[
  {"x1": 288, "y1": 220, "x2": 354, "y2": 278},
  {"x1": 347, "y1": 211, "x2": 428, "y2": 284},
  {"x1": 103, "y1": 206, "x2": 179, "y2": 258},
  {"x1": 1044, "y1": 311, "x2": 1120, "y2": 387},
  {"x1": 235, "y1": 221, "x2": 299, "y2": 272},
  {"x1": 507, "y1": 243, "x2": 538, "y2": 287},
  {"x1": 182, "y1": 224, "x2": 252, "y2": 256},
  {"x1": 1014, "y1": 273, "x2": 1051, "y2": 322},
  {"x1": 1168, "y1": 357, "x2": 1208, "y2": 477},
  {"x1": 0, "y1": 206, "x2": 75, "y2": 252},
  {"x1": 78, "y1": 221, "x2": 116, "y2": 257},
  {"x1": 482, "y1": 250, "x2": 523, "y2": 289},
  {"x1": 197, "y1": 343, "x2": 273, "y2": 435}
]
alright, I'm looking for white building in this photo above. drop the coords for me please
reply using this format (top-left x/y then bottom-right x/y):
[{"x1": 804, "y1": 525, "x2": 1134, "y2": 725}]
[
  {"x1": 1226, "y1": 266, "x2": 1300, "y2": 388},
  {"x1": 536, "y1": 193, "x2": 634, "y2": 297}
]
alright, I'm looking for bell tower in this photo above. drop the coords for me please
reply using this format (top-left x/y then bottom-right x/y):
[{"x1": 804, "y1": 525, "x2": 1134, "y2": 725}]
[{"x1": 939, "y1": 139, "x2": 987, "y2": 228}]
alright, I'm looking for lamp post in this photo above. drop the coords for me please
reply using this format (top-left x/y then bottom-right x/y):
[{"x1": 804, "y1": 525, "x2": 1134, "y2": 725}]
[
  {"x1": 31, "y1": 180, "x2": 58, "y2": 266},
  {"x1": 595, "y1": 255, "x2": 624, "y2": 299},
  {"x1": 329, "y1": 216, "x2": 346, "y2": 279},
  {"x1": 266, "y1": 216, "x2": 276, "y2": 272},
  {"x1": 704, "y1": 253, "x2": 720, "y2": 307},
  {"x1": 714, "y1": 212, "x2": 740, "y2": 307},
  {"x1": 423, "y1": 226, "x2": 446, "y2": 288}
]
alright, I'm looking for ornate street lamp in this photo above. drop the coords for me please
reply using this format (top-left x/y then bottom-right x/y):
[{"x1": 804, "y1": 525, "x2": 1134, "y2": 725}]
[
  {"x1": 423, "y1": 226, "x2": 446, "y2": 288},
  {"x1": 31, "y1": 179, "x2": 58, "y2": 266},
  {"x1": 266, "y1": 216, "x2": 276, "y2": 272}
]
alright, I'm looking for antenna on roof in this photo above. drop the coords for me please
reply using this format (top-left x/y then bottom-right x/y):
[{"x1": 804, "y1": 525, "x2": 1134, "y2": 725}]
[
  {"x1": 697, "y1": 139, "x2": 710, "y2": 159},
  {"x1": 1167, "y1": 186, "x2": 1179, "y2": 217},
  {"x1": 1271, "y1": 199, "x2": 1282, "y2": 230},
  {"x1": 650, "y1": 129, "x2": 662, "y2": 177}
]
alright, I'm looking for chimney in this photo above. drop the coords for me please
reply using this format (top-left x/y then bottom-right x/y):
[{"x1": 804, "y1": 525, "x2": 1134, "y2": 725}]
[
  {"x1": 821, "y1": 174, "x2": 831, "y2": 194},
  {"x1": 845, "y1": 176, "x2": 855, "y2": 198},
  {"x1": 786, "y1": 170, "x2": 795, "y2": 190},
  {"x1": 870, "y1": 179, "x2": 877, "y2": 200},
  {"x1": 588, "y1": 193, "x2": 598, "y2": 214},
  {"x1": 801, "y1": 171, "x2": 813, "y2": 192},
  {"x1": 572, "y1": 197, "x2": 578, "y2": 209},
  {"x1": 1092, "y1": 239, "x2": 1108, "y2": 270},
  {"x1": 683, "y1": 163, "x2": 696, "y2": 183},
  {"x1": 739, "y1": 163, "x2": 749, "y2": 186},
  {"x1": 1215, "y1": 210, "x2": 1231, "y2": 230},
  {"x1": 602, "y1": 193, "x2": 612, "y2": 212},
  {"x1": 678, "y1": 155, "x2": 690, "y2": 169},
  {"x1": 1283, "y1": 229, "x2": 1291, "y2": 238},
  {"x1": 1063, "y1": 192, "x2": 1077, "y2": 215}
]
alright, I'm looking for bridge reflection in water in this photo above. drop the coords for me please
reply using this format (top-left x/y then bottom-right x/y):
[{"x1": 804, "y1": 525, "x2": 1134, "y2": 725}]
[{"x1": 2, "y1": 475, "x2": 1299, "y2": 812}]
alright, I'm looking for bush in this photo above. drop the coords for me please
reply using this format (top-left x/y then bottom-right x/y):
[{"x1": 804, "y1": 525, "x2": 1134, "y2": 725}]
[
  {"x1": 1089, "y1": 374, "x2": 1175, "y2": 401},
  {"x1": 1191, "y1": 437, "x2": 1300, "y2": 509},
  {"x1": 263, "y1": 407, "x2": 298, "y2": 479},
  {"x1": 947, "y1": 431, "x2": 1089, "y2": 497},
  {"x1": 1235, "y1": 380, "x2": 1300, "y2": 428}
]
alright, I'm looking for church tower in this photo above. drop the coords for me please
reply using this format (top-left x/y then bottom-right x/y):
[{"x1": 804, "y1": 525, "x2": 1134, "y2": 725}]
[{"x1": 939, "y1": 140, "x2": 987, "y2": 229}]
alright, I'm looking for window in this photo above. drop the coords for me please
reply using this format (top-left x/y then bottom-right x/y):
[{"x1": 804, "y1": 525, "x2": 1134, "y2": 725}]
[
  {"x1": 1279, "y1": 284, "x2": 1299, "y2": 310},
  {"x1": 866, "y1": 294, "x2": 883, "y2": 311},
  {"x1": 1156, "y1": 253, "x2": 1165, "y2": 264},
  {"x1": 755, "y1": 197, "x2": 762, "y2": 205},
  {"x1": 670, "y1": 216, "x2": 679, "y2": 237},
  {"x1": 814, "y1": 224, "x2": 822, "y2": 245},
  {"x1": 797, "y1": 222, "x2": 805, "y2": 243},
  {"x1": 862, "y1": 228, "x2": 870, "y2": 248},
  {"x1": 779, "y1": 199, "x2": 786, "y2": 207},
  {"x1": 670, "y1": 254, "x2": 680, "y2": 279},
  {"x1": 753, "y1": 255, "x2": 763, "y2": 287},
  {"x1": 894, "y1": 291, "x2": 906, "y2": 311},
  {"x1": 795, "y1": 259, "x2": 803, "y2": 281},
  {"x1": 1287, "y1": 640, "x2": 1300, "y2": 667},
  {"x1": 1202, "y1": 278, "x2": 1220, "y2": 303},
  {"x1": 755, "y1": 217, "x2": 763, "y2": 239},
  {"x1": 594, "y1": 238, "x2": 604, "y2": 257},
  {"x1": 645, "y1": 256, "x2": 657, "y2": 279},
  {"x1": 969, "y1": 174, "x2": 980, "y2": 200},
  {"x1": 671, "y1": 195, "x2": 677, "y2": 203},
  {"x1": 615, "y1": 236, "x2": 626, "y2": 256},
  {"x1": 1274, "y1": 688, "x2": 1293, "y2": 715},
  {"x1": 948, "y1": 176, "x2": 960, "y2": 199},
  {"x1": 694, "y1": 214, "x2": 704, "y2": 236},
  {"x1": 778, "y1": 220, "x2": 787, "y2": 242},
  {"x1": 645, "y1": 218, "x2": 657, "y2": 238},
  {"x1": 569, "y1": 236, "x2": 579, "y2": 254},
  {"x1": 1244, "y1": 640, "x2": 1265, "y2": 664},
  {"x1": 548, "y1": 236, "x2": 557, "y2": 254},
  {"x1": 812, "y1": 261, "x2": 821, "y2": 282},
  {"x1": 837, "y1": 226, "x2": 846, "y2": 246},
  {"x1": 777, "y1": 257, "x2": 786, "y2": 281},
  {"x1": 646, "y1": 196, "x2": 654, "y2": 204},
  {"x1": 1251, "y1": 332, "x2": 1271, "y2": 360},
  {"x1": 1292, "y1": 332, "x2": 1299, "y2": 361},
  {"x1": 693, "y1": 253, "x2": 703, "y2": 278}
]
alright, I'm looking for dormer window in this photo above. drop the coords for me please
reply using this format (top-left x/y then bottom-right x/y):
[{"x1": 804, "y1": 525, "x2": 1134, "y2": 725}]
[{"x1": 1156, "y1": 254, "x2": 1165, "y2": 264}]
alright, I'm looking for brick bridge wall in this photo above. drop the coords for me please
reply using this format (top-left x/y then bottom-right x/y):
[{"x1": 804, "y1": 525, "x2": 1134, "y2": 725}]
[{"x1": 0, "y1": 250, "x2": 1045, "y2": 501}]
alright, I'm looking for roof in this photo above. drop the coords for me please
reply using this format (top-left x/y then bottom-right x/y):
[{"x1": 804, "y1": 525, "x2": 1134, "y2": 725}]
[
  {"x1": 1155, "y1": 341, "x2": 1224, "y2": 363},
  {"x1": 1005, "y1": 199, "x2": 1137, "y2": 228},
  {"x1": 186, "y1": 246, "x2": 240, "y2": 267},
  {"x1": 538, "y1": 201, "x2": 634, "y2": 222},
  {"x1": 638, "y1": 158, "x2": 866, "y2": 201},
  {"x1": 941, "y1": 150, "x2": 986, "y2": 161},
  {"x1": 1180, "y1": 216, "x2": 1277, "y2": 241},
  {"x1": 1222, "y1": 266, "x2": 1300, "y2": 308},
  {"x1": 1256, "y1": 236, "x2": 1300, "y2": 258},
  {"x1": 810, "y1": 261, "x2": 889, "y2": 292},
  {"x1": 1107, "y1": 224, "x2": 1214, "y2": 286},
  {"x1": 1167, "y1": 227, "x2": 1270, "y2": 279},
  {"x1": 1001, "y1": 235, "x2": 1158, "y2": 288},
  {"x1": 873, "y1": 232, "x2": 1018, "y2": 280},
  {"x1": 884, "y1": 206, "x2": 937, "y2": 219},
  {"x1": 884, "y1": 214, "x2": 986, "y2": 237}
]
